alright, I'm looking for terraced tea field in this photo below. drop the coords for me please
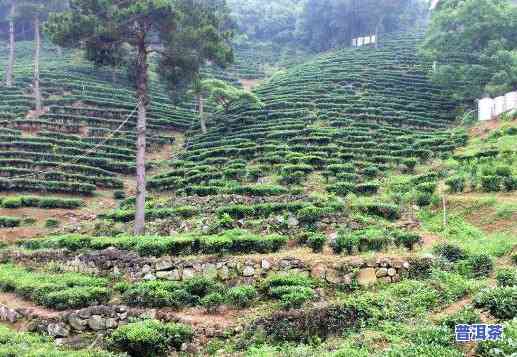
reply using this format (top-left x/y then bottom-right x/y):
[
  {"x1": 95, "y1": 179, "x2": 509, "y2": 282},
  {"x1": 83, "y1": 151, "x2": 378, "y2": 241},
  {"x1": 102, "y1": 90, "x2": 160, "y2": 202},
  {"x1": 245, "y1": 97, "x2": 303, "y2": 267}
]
[
  {"x1": 0, "y1": 41, "x2": 198, "y2": 196},
  {"x1": 0, "y1": 32, "x2": 515, "y2": 357}
]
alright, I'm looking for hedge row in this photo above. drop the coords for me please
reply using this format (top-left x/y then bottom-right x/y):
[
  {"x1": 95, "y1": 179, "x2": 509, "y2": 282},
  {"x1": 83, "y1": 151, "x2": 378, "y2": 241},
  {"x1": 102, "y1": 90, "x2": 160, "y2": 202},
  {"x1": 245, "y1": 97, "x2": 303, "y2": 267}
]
[
  {"x1": 24, "y1": 230, "x2": 288, "y2": 257},
  {"x1": 0, "y1": 264, "x2": 110, "y2": 310},
  {"x1": 0, "y1": 195, "x2": 84, "y2": 209}
]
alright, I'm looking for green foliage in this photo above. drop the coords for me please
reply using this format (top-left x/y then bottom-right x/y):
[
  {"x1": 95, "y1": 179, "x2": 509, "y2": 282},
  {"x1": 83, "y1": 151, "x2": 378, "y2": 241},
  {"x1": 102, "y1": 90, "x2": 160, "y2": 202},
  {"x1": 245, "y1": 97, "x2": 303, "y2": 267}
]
[
  {"x1": 439, "y1": 306, "x2": 481, "y2": 331},
  {"x1": 496, "y1": 268, "x2": 517, "y2": 287},
  {"x1": 445, "y1": 176, "x2": 465, "y2": 193},
  {"x1": 0, "y1": 264, "x2": 110, "y2": 310},
  {"x1": 200, "y1": 292, "x2": 226, "y2": 313},
  {"x1": 0, "y1": 216, "x2": 20, "y2": 228},
  {"x1": 457, "y1": 254, "x2": 494, "y2": 278},
  {"x1": 30, "y1": 230, "x2": 288, "y2": 256},
  {"x1": 108, "y1": 319, "x2": 193, "y2": 356},
  {"x1": 44, "y1": 218, "x2": 59, "y2": 228},
  {"x1": 0, "y1": 195, "x2": 83, "y2": 209},
  {"x1": 432, "y1": 243, "x2": 467, "y2": 262},
  {"x1": 226, "y1": 286, "x2": 257, "y2": 308},
  {"x1": 476, "y1": 319, "x2": 517, "y2": 356},
  {"x1": 422, "y1": 0, "x2": 517, "y2": 100},
  {"x1": 307, "y1": 233, "x2": 326, "y2": 253},
  {"x1": 474, "y1": 287, "x2": 517, "y2": 320},
  {"x1": 0, "y1": 325, "x2": 116, "y2": 356},
  {"x1": 119, "y1": 277, "x2": 226, "y2": 309}
]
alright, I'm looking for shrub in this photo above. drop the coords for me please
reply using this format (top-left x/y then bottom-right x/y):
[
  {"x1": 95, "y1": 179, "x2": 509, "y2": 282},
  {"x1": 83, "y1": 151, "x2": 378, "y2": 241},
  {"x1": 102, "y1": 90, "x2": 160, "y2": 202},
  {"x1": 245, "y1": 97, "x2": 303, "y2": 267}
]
[
  {"x1": 354, "y1": 202, "x2": 400, "y2": 220},
  {"x1": 495, "y1": 165, "x2": 512, "y2": 177},
  {"x1": 39, "y1": 286, "x2": 111, "y2": 310},
  {"x1": 439, "y1": 306, "x2": 480, "y2": 331},
  {"x1": 226, "y1": 286, "x2": 257, "y2": 308},
  {"x1": 45, "y1": 219, "x2": 60, "y2": 228},
  {"x1": 458, "y1": 254, "x2": 494, "y2": 278},
  {"x1": 480, "y1": 175, "x2": 502, "y2": 192},
  {"x1": 113, "y1": 190, "x2": 126, "y2": 200},
  {"x1": 432, "y1": 243, "x2": 467, "y2": 262},
  {"x1": 512, "y1": 253, "x2": 517, "y2": 265},
  {"x1": 394, "y1": 232, "x2": 422, "y2": 250},
  {"x1": 355, "y1": 182, "x2": 380, "y2": 195},
  {"x1": 415, "y1": 182, "x2": 437, "y2": 194},
  {"x1": 476, "y1": 319, "x2": 517, "y2": 357},
  {"x1": 445, "y1": 176, "x2": 465, "y2": 193},
  {"x1": 200, "y1": 292, "x2": 226, "y2": 313},
  {"x1": 262, "y1": 273, "x2": 314, "y2": 293},
  {"x1": 0, "y1": 216, "x2": 20, "y2": 228},
  {"x1": 502, "y1": 176, "x2": 517, "y2": 191},
  {"x1": 334, "y1": 231, "x2": 360, "y2": 254},
  {"x1": 496, "y1": 268, "x2": 517, "y2": 287},
  {"x1": 108, "y1": 319, "x2": 193, "y2": 356},
  {"x1": 327, "y1": 182, "x2": 355, "y2": 196},
  {"x1": 279, "y1": 289, "x2": 316, "y2": 310},
  {"x1": 474, "y1": 287, "x2": 517, "y2": 320},
  {"x1": 307, "y1": 233, "x2": 326, "y2": 253},
  {"x1": 415, "y1": 192, "x2": 433, "y2": 207}
]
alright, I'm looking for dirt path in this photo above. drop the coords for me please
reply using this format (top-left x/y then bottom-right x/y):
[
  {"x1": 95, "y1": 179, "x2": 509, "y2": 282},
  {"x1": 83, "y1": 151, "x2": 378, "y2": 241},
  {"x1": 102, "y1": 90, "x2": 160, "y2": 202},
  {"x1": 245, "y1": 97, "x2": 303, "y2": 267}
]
[{"x1": 0, "y1": 292, "x2": 61, "y2": 319}]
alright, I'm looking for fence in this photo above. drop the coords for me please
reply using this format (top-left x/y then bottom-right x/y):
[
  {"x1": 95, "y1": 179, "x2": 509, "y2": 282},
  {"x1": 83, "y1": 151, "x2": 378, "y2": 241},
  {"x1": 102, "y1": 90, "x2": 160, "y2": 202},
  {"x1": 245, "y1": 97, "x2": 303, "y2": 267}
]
[
  {"x1": 352, "y1": 35, "x2": 377, "y2": 48},
  {"x1": 478, "y1": 91, "x2": 517, "y2": 121}
]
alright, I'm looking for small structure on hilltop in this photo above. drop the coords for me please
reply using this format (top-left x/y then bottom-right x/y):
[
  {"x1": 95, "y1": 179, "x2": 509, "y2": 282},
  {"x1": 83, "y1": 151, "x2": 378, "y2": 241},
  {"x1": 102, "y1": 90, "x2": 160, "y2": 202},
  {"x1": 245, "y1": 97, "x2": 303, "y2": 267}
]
[
  {"x1": 352, "y1": 35, "x2": 377, "y2": 48},
  {"x1": 478, "y1": 91, "x2": 517, "y2": 121}
]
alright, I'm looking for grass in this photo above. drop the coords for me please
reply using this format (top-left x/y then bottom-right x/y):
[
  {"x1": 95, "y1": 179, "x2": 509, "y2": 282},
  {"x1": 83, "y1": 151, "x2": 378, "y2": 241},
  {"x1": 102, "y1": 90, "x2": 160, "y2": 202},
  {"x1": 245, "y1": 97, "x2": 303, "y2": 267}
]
[{"x1": 419, "y1": 210, "x2": 516, "y2": 257}]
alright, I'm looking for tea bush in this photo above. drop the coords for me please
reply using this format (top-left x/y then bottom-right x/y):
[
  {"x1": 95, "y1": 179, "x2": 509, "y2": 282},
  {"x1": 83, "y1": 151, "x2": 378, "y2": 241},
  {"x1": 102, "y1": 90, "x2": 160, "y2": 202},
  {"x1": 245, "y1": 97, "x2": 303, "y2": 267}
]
[
  {"x1": 474, "y1": 287, "x2": 517, "y2": 320},
  {"x1": 108, "y1": 319, "x2": 193, "y2": 356}
]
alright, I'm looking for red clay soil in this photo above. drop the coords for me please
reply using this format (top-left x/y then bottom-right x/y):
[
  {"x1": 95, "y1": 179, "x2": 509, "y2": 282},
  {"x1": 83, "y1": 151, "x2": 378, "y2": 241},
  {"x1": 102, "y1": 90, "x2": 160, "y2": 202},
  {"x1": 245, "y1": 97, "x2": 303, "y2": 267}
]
[
  {"x1": 240, "y1": 79, "x2": 262, "y2": 92},
  {"x1": 0, "y1": 292, "x2": 61, "y2": 319},
  {"x1": 469, "y1": 119, "x2": 502, "y2": 139},
  {"x1": 158, "y1": 306, "x2": 240, "y2": 331}
]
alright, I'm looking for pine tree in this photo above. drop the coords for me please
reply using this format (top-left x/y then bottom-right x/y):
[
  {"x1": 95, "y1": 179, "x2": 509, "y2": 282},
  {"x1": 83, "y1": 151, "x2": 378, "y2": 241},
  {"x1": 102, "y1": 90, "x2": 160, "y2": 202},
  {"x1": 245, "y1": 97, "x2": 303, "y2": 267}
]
[{"x1": 45, "y1": 0, "x2": 233, "y2": 234}]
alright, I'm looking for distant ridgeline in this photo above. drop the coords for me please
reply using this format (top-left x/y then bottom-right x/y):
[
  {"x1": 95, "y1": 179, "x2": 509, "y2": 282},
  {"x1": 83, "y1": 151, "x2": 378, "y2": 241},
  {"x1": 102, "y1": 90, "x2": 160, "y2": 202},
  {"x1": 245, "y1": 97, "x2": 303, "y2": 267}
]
[
  {"x1": 149, "y1": 33, "x2": 463, "y2": 197},
  {"x1": 0, "y1": 41, "x2": 199, "y2": 195}
]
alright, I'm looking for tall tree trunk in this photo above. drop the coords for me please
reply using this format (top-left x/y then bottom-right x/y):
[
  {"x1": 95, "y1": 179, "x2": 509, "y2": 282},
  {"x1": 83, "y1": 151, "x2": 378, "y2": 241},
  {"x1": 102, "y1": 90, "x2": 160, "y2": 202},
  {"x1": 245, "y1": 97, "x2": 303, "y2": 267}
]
[
  {"x1": 33, "y1": 16, "x2": 42, "y2": 112},
  {"x1": 198, "y1": 95, "x2": 207, "y2": 134},
  {"x1": 5, "y1": 1, "x2": 15, "y2": 87},
  {"x1": 134, "y1": 39, "x2": 148, "y2": 235}
]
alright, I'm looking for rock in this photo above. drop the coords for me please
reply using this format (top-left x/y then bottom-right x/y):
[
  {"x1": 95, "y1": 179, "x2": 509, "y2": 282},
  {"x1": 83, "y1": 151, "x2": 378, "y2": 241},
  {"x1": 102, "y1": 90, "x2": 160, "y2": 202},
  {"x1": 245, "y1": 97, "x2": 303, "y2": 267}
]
[
  {"x1": 325, "y1": 269, "x2": 340, "y2": 284},
  {"x1": 287, "y1": 215, "x2": 299, "y2": 228},
  {"x1": 218, "y1": 266, "x2": 230, "y2": 280},
  {"x1": 155, "y1": 257, "x2": 173, "y2": 271},
  {"x1": 242, "y1": 266, "x2": 255, "y2": 277},
  {"x1": 357, "y1": 268, "x2": 377, "y2": 287},
  {"x1": 261, "y1": 259, "x2": 272, "y2": 270},
  {"x1": 143, "y1": 273, "x2": 156, "y2": 280},
  {"x1": 366, "y1": 258, "x2": 376, "y2": 267},
  {"x1": 349, "y1": 257, "x2": 364, "y2": 268},
  {"x1": 342, "y1": 273, "x2": 354, "y2": 285},
  {"x1": 105, "y1": 318, "x2": 118, "y2": 329},
  {"x1": 183, "y1": 268, "x2": 194, "y2": 279},
  {"x1": 141, "y1": 264, "x2": 152, "y2": 274},
  {"x1": 204, "y1": 263, "x2": 218, "y2": 279},
  {"x1": 403, "y1": 262, "x2": 410, "y2": 269},
  {"x1": 311, "y1": 264, "x2": 326, "y2": 280},
  {"x1": 68, "y1": 314, "x2": 87, "y2": 331},
  {"x1": 88, "y1": 315, "x2": 106, "y2": 330},
  {"x1": 47, "y1": 323, "x2": 70, "y2": 337},
  {"x1": 376, "y1": 268, "x2": 388, "y2": 278},
  {"x1": 156, "y1": 269, "x2": 181, "y2": 280},
  {"x1": 387, "y1": 268, "x2": 397, "y2": 277}
]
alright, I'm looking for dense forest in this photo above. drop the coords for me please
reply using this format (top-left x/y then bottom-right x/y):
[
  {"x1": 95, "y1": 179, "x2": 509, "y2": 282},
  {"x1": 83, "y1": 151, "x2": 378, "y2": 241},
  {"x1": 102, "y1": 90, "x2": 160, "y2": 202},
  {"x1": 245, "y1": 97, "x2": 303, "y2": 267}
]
[{"x1": 0, "y1": 0, "x2": 516, "y2": 356}]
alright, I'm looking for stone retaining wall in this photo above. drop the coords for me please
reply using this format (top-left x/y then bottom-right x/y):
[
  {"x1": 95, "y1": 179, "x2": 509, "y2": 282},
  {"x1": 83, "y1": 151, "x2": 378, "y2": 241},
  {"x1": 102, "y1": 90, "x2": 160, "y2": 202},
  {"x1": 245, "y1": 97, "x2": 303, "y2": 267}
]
[{"x1": 3, "y1": 248, "x2": 416, "y2": 287}]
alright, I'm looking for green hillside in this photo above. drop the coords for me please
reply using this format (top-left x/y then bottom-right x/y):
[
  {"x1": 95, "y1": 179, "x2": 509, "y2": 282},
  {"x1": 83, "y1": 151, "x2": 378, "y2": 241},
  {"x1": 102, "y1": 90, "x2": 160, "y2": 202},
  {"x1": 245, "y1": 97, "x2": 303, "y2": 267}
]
[
  {"x1": 0, "y1": 19, "x2": 517, "y2": 357},
  {"x1": 0, "y1": 41, "x2": 197, "y2": 195}
]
